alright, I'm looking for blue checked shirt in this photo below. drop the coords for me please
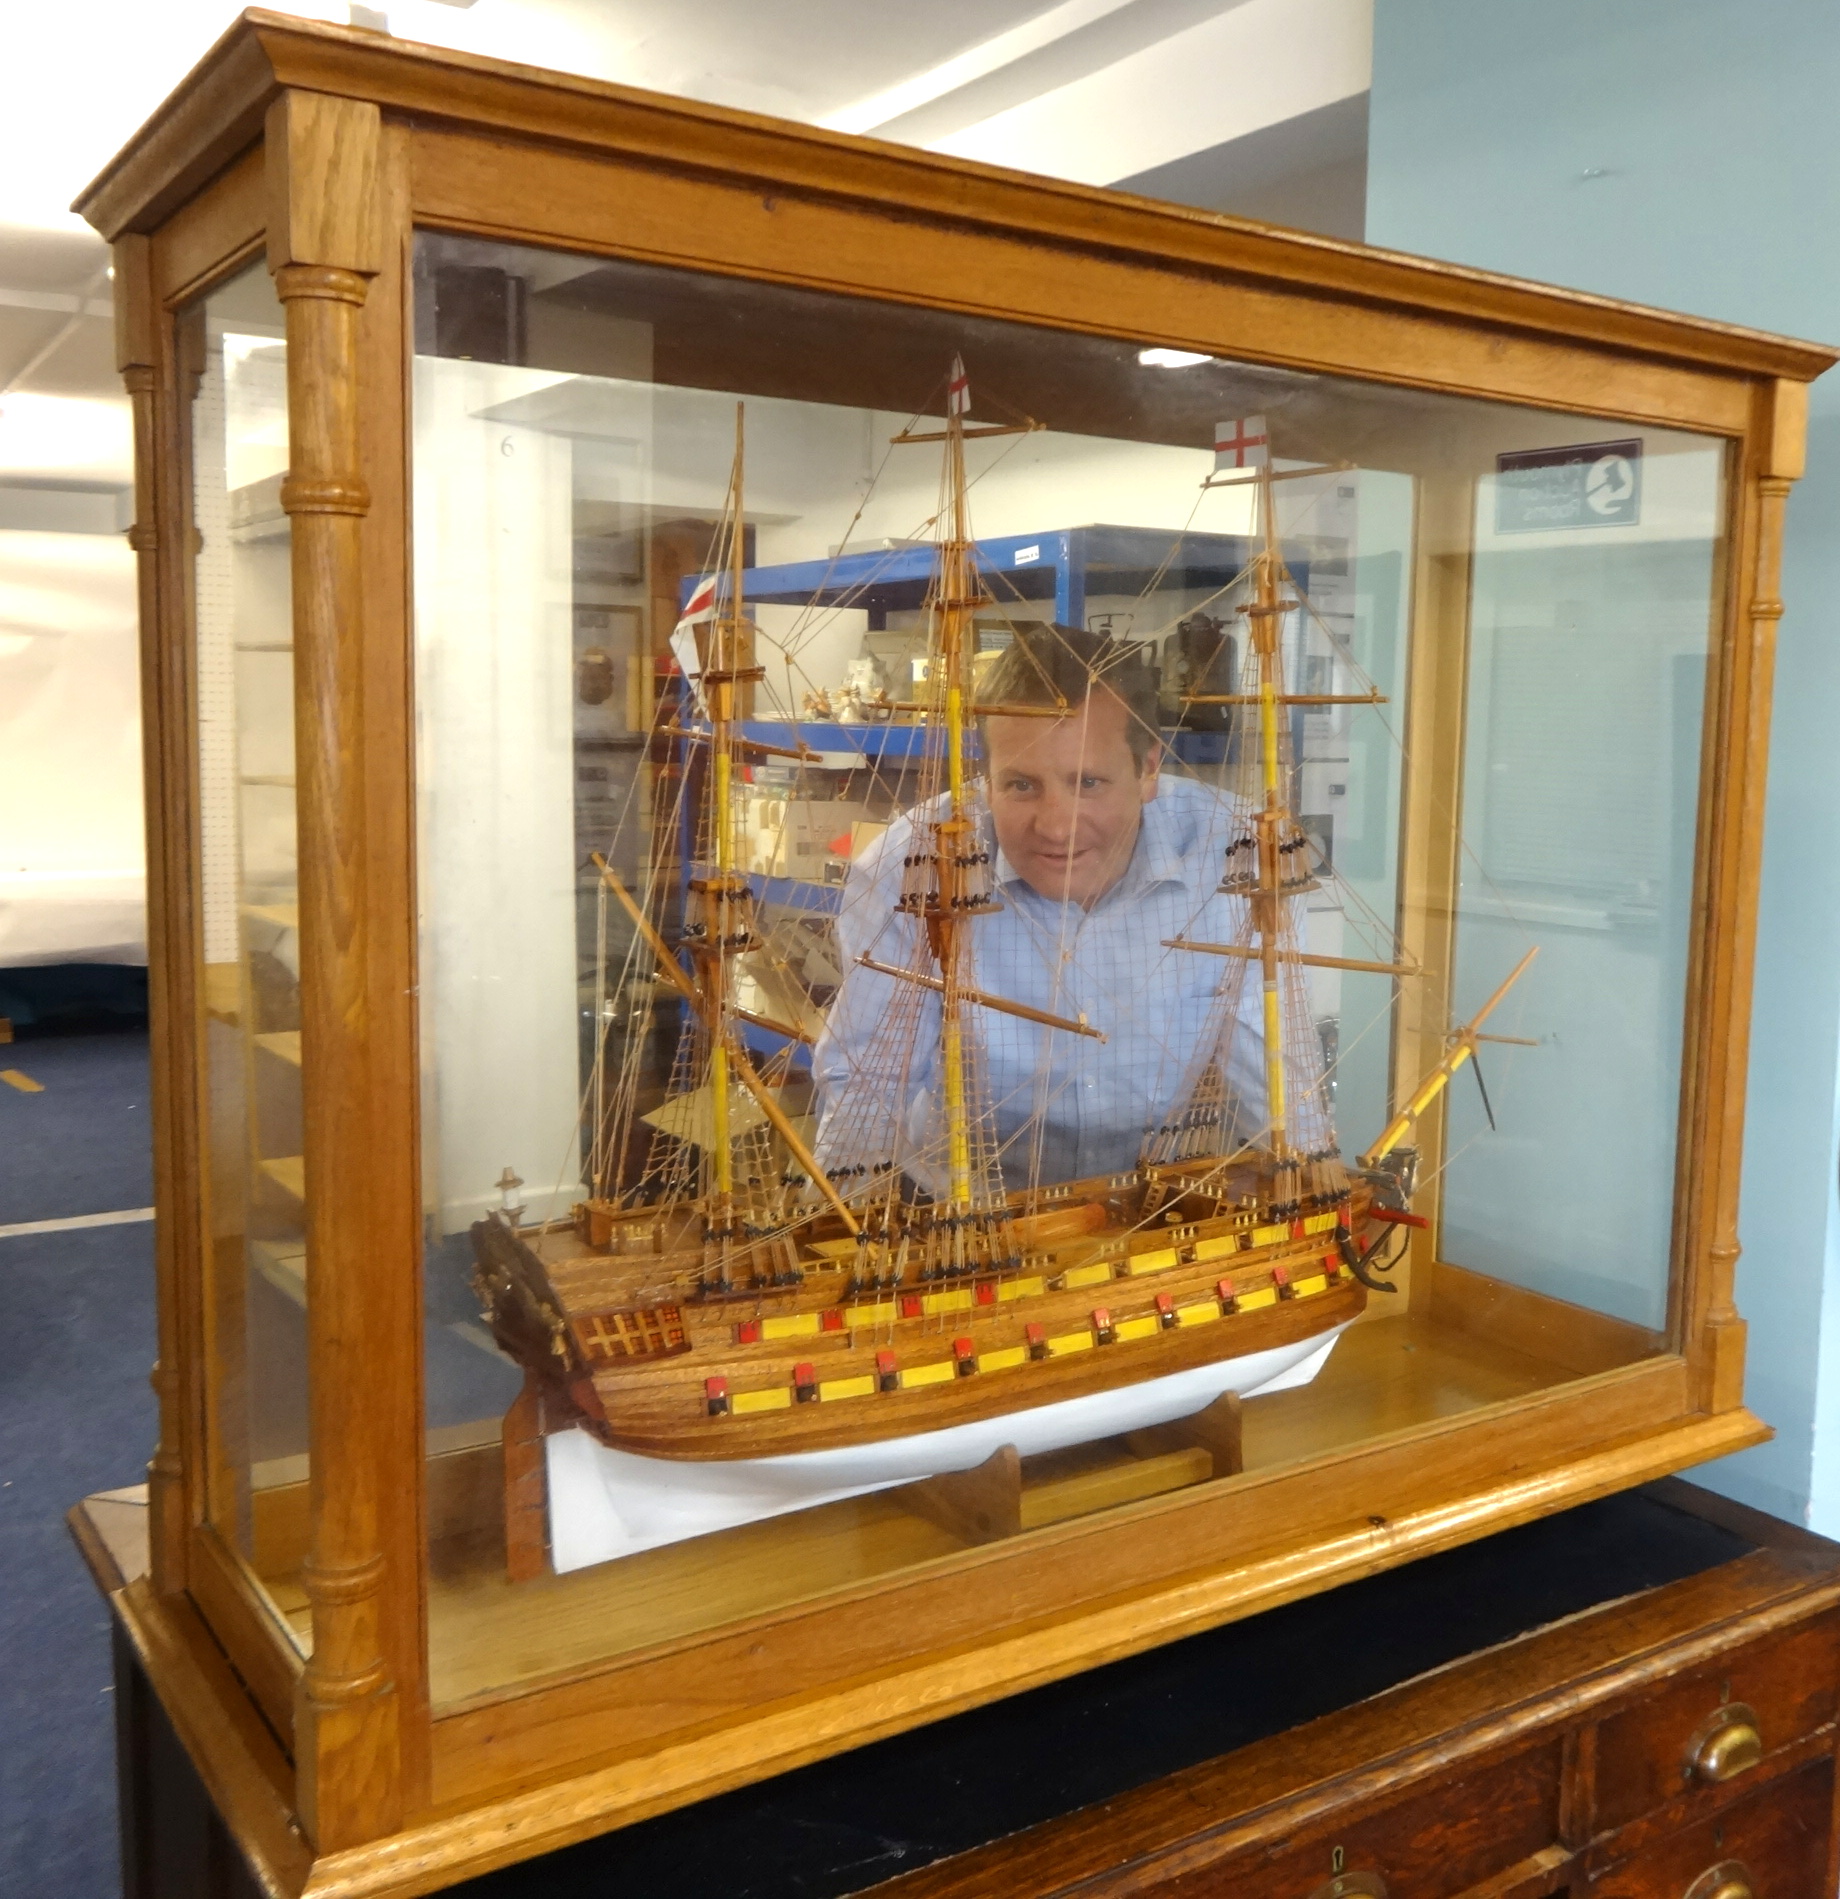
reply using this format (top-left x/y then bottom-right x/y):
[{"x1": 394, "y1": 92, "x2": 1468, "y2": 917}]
[{"x1": 813, "y1": 774, "x2": 1270, "y2": 1192}]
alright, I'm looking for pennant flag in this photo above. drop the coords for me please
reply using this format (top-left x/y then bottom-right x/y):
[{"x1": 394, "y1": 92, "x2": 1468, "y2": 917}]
[
  {"x1": 946, "y1": 354, "x2": 971, "y2": 419},
  {"x1": 1214, "y1": 414, "x2": 1269, "y2": 472}
]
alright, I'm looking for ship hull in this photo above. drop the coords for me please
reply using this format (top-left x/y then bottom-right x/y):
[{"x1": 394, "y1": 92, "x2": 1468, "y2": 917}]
[
  {"x1": 546, "y1": 1322, "x2": 1347, "y2": 1570},
  {"x1": 476, "y1": 1172, "x2": 1368, "y2": 1461}
]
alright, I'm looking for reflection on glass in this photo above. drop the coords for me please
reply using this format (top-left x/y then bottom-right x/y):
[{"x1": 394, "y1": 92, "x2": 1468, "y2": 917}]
[
  {"x1": 189, "y1": 261, "x2": 310, "y2": 1651},
  {"x1": 1442, "y1": 437, "x2": 1724, "y2": 1329},
  {"x1": 409, "y1": 235, "x2": 1717, "y2": 1703}
]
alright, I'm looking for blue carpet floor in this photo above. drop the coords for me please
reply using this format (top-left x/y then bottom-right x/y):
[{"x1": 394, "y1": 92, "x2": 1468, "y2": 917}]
[
  {"x1": 0, "y1": 1030, "x2": 155, "y2": 1898},
  {"x1": 0, "y1": 1032, "x2": 153, "y2": 1227}
]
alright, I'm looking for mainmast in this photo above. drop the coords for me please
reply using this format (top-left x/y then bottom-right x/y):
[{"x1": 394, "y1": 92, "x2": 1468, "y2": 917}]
[{"x1": 884, "y1": 359, "x2": 1060, "y2": 1258}]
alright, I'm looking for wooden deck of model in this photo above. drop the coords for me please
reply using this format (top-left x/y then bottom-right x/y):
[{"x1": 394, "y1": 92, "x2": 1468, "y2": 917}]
[{"x1": 476, "y1": 1165, "x2": 1376, "y2": 1457}]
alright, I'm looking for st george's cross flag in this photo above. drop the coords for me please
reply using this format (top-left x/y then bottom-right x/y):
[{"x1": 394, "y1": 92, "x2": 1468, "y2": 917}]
[
  {"x1": 670, "y1": 571, "x2": 720, "y2": 704},
  {"x1": 1214, "y1": 414, "x2": 1269, "y2": 472},
  {"x1": 674, "y1": 571, "x2": 718, "y2": 641},
  {"x1": 947, "y1": 354, "x2": 972, "y2": 419}
]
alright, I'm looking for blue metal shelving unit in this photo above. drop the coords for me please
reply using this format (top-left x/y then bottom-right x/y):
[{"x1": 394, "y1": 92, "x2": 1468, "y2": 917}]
[{"x1": 703, "y1": 521, "x2": 1255, "y2": 635}]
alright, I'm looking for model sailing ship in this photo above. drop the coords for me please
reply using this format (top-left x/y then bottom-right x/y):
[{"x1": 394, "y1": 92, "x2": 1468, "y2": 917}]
[{"x1": 473, "y1": 369, "x2": 1533, "y2": 1561}]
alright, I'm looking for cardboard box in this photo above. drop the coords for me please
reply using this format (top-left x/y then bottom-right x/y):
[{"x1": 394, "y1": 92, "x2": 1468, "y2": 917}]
[{"x1": 745, "y1": 798, "x2": 869, "y2": 878}]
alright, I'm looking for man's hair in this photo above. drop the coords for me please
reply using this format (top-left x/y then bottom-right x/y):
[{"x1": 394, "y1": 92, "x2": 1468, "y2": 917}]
[{"x1": 977, "y1": 623, "x2": 1160, "y2": 768}]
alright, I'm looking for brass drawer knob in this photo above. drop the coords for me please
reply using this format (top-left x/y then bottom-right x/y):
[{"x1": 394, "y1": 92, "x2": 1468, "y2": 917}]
[
  {"x1": 1689, "y1": 1703, "x2": 1764, "y2": 1783},
  {"x1": 1307, "y1": 1876, "x2": 1387, "y2": 1899},
  {"x1": 1684, "y1": 1860, "x2": 1755, "y2": 1899}
]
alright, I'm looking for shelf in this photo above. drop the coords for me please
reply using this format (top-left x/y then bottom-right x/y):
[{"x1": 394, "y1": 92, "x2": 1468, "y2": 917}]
[
  {"x1": 253, "y1": 1031, "x2": 302, "y2": 1066},
  {"x1": 258, "y1": 1156, "x2": 305, "y2": 1203},
  {"x1": 703, "y1": 524, "x2": 1257, "y2": 623},
  {"x1": 737, "y1": 720, "x2": 936, "y2": 762},
  {"x1": 251, "y1": 1237, "x2": 306, "y2": 1308},
  {"x1": 748, "y1": 872, "x2": 842, "y2": 913},
  {"x1": 242, "y1": 902, "x2": 299, "y2": 930},
  {"x1": 739, "y1": 720, "x2": 1237, "y2": 757},
  {"x1": 202, "y1": 963, "x2": 241, "y2": 1026}
]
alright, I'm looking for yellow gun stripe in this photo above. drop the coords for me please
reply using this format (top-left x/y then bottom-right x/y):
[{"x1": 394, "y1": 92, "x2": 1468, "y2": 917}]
[
  {"x1": 1115, "y1": 1315, "x2": 1161, "y2": 1342},
  {"x1": 921, "y1": 1288, "x2": 975, "y2": 1315},
  {"x1": 1060, "y1": 1263, "x2": 1114, "y2": 1290},
  {"x1": 818, "y1": 1375, "x2": 876, "y2": 1402},
  {"x1": 731, "y1": 1387, "x2": 792, "y2": 1414},
  {"x1": 901, "y1": 1359, "x2": 957, "y2": 1389},
  {"x1": 1046, "y1": 1330, "x2": 1095, "y2": 1356},
  {"x1": 1124, "y1": 1248, "x2": 1179, "y2": 1277},
  {"x1": 760, "y1": 1313, "x2": 821, "y2": 1340}
]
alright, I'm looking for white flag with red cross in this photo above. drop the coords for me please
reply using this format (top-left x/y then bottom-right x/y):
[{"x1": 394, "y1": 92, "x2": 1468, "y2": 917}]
[
  {"x1": 947, "y1": 355, "x2": 972, "y2": 419},
  {"x1": 1214, "y1": 414, "x2": 1269, "y2": 472},
  {"x1": 670, "y1": 572, "x2": 719, "y2": 704},
  {"x1": 674, "y1": 571, "x2": 718, "y2": 641}
]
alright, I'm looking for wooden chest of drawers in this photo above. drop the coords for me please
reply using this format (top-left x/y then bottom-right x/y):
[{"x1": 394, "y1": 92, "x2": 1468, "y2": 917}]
[
  {"x1": 866, "y1": 1485, "x2": 1840, "y2": 1899},
  {"x1": 80, "y1": 1480, "x2": 1840, "y2": 1898}
]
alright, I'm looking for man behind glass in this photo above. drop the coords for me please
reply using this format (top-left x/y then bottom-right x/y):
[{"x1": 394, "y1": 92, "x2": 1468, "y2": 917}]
[{"x1": 814, "y1": 624, "x2": 1265, "y2": 1193}]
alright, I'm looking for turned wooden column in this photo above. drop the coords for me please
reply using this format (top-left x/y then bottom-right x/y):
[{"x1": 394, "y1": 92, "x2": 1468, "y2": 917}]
[
  {"x1": 1684, "y1": 379, "x2": 1806, "y2": 1413},
  {"x1": 266, "y1": 90, "x2": 401, "y2": 1848},
  {"x1": 115, "y1": 232, "x2": 195, "y2": 1595}
]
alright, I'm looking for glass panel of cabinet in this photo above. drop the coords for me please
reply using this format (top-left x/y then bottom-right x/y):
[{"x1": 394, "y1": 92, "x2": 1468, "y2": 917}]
[
  {"x1": 409, "y1": 233, "x2": 1724, "y2": 1704},
  {"x1": 185, "y1": 259, "x2": 311, "y2": 1650}
]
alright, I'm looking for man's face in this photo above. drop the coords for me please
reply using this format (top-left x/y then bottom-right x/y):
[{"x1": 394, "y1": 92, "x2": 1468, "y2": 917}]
[{"x1": 983, "y1": 689, "x2": 1159, "y2": 908}]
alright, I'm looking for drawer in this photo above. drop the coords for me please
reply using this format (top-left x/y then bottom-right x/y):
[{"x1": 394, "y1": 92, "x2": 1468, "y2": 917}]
[
  {"x1": 1593, "y1": 1614, "x2": 1840, "y2": 1834},
  {"x1": 1588, "y1": 1757, "x2": 1832, "y2": 1896},
  {"x1": 1132, "y1": 1742, "x2": 1562, "y2": 1899}
]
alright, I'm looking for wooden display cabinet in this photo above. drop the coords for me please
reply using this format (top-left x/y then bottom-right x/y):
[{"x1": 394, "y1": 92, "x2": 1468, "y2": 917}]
[{"x1": 78, "y1": 12, "x2": 1832, "y2": 1892}]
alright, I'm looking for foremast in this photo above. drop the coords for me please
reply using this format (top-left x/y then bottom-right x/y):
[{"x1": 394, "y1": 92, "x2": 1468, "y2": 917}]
[
  {"x1": 1152, "y1": 447, "x2": 1373, "y2": 1206},
  {"x1": 1245, "y1": 464, "x2": 1302, "y2": 1166},
  {"x1": 1158, "y1": 438, "x2": 1541, "y2": 1247}
]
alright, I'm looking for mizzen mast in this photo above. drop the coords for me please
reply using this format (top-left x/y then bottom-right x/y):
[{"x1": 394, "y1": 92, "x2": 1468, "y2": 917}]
[
  {"x1": 930, "y1": 359, "x2": 987, "y2": 1214},
  {"x1": 686, "y1": 405, "x2": 763, "y2": 1279}
]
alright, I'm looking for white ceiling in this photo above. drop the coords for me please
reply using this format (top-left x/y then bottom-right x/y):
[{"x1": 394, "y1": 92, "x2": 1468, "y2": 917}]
[{"x1": 0, "y1": 0, "x2": 1371, "y2": 493}]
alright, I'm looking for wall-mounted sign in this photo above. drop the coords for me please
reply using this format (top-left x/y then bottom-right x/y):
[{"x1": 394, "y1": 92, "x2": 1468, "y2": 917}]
[{"x1": 1495, "y1": 438, "x2": 1642, "y2": 533}]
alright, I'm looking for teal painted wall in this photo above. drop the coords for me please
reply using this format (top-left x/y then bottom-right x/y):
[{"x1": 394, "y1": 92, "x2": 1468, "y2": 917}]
[{"x1": 1367, "y1": 0, "x2": 1840, "y2": 1523}]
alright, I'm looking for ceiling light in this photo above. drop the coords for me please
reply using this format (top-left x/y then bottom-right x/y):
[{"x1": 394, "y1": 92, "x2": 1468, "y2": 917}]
[{"x1": 1138, "y1": 348, "x2": 1214, "y2": 369}]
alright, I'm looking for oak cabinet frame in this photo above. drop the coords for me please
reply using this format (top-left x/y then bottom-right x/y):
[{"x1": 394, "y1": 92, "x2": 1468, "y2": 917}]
[{"x1": 79, "y1": 11, "x2": 1831, "y2": 1891}]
